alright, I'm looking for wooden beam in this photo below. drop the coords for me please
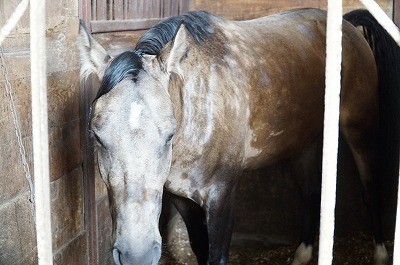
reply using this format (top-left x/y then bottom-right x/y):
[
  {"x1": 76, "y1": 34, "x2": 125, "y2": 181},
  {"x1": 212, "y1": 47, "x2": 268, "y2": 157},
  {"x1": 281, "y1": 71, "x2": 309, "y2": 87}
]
[{"x1": 91, "y1": 18, "x2": 163, "y2": 33}]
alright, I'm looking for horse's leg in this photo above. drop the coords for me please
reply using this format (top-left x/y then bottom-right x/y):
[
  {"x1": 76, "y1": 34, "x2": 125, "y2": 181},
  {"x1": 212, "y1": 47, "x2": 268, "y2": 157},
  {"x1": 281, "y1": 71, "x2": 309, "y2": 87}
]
[
  {"x1": 291, "y1": 135, "x2": 322, "y2": 265},
  {"x1": 340, "y1": 126, "x2": 389, "y2": 265},
  {"x1": 169, "y1": 193, "x2": 209, "y2": 265},
  {"x1": 204, "y1": 183, "x2": 237, "y2": 265}
]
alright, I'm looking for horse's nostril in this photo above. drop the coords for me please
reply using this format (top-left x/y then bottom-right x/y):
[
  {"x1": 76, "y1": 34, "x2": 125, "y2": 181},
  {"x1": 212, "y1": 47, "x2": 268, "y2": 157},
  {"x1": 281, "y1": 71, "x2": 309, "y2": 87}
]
[
  {"x1": 113, "y1": 243, "x2": 161, "y2": 265},
  {"x1": 113, "y1": 248, "x2": 123, "y2": 265},
  {"x1": 153, "y1": 242, "x2": 162, "y2": 263},
  {"x1": 153, "y1": 242, "x2": 161, "y2": 254}
]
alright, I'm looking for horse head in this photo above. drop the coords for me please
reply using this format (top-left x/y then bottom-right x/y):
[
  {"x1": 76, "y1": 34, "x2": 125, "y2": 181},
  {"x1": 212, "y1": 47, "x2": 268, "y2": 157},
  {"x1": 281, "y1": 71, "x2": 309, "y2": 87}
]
[{"x1": 78, "y1": 20, "x2": 192, "y2": 265}]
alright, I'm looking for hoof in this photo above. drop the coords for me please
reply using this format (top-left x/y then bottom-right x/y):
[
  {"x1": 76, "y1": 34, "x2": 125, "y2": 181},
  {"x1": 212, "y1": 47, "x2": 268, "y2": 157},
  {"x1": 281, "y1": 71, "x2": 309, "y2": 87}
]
[
  {"x1": 291, "y1": 243, "x2": 312, "y2": 265},
  {"x1": 374, "y1": 243, "x2": 388, "y2": 265}
]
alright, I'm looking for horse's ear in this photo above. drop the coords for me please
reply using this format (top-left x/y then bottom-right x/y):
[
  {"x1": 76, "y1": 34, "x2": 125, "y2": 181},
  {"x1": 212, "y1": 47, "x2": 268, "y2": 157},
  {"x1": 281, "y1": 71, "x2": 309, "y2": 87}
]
[
  {"x1": 78, "y1": 19, "x2": 111, "y2": 81},
  {"x1": 166, "y1": 24, "x2": 189, "y2": 78}
]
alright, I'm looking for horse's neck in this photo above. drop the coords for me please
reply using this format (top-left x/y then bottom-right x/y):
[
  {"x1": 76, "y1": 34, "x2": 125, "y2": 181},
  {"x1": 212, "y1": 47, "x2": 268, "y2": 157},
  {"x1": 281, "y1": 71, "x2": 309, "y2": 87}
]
[
  {"x1": 168, "y1": 74, "x2": 184, "y2": 133},
  {"x1": 168, "y1": 70, "x2": 216, "y2": 145}
]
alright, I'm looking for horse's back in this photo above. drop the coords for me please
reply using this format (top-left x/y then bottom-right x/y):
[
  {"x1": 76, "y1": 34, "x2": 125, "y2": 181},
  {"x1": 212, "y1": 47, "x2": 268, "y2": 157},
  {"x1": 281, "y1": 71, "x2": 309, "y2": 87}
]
[
  {"x1": 210, "y1": 9, "x2": 377, "y2": 169},
  {"x1": 216, "y1": 9, "x2": 328, "y2": 168}
]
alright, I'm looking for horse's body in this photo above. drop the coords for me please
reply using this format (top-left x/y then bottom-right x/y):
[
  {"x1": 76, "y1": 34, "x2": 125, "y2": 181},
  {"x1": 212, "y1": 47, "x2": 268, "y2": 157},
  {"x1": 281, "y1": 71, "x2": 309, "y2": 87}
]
[{"x1": 78, "y1": 8, "x2": 400, "y2": 265}]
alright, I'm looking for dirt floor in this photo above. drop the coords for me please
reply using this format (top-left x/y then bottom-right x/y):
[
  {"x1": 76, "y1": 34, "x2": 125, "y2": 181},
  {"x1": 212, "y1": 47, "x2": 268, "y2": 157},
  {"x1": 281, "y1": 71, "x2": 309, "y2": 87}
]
[{"x1": 160, "y1": 233, "x2": 394, "y2": 265}]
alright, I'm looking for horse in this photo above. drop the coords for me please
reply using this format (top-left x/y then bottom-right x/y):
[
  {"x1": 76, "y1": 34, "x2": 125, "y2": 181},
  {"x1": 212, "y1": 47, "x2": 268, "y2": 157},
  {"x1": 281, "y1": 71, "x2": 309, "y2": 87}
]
[{"x1": 78, "y1": 8, "x2": 400, "y2": 265}]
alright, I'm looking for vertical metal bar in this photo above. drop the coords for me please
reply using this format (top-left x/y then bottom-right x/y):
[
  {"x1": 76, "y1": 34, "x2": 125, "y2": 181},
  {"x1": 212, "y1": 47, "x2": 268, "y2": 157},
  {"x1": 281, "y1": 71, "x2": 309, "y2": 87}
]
[
  {"x1": 394, "y1": 0, "x2": 400, "y2": 261},
  {"x1": 395, "y1": 170, "x2": 400, "y2": 265},
  {"x1": 318, "y1": 0, "x2": 342, "y2": 264},
  {"x1": 0, "y1": 0, "x2": 29, "y2": 46},
  {"x1": 30, "y1": 0, "x2": 53, "y2": 264},
  {"x1": 360, "y1": 0, "x2": 400, "y2": 45}
]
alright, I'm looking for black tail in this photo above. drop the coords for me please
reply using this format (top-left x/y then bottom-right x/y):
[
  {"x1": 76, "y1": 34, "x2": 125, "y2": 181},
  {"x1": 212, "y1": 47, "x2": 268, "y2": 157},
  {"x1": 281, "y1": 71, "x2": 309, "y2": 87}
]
[{"x1": 344, "y1": 9, "x2": 400, "y2": 235}]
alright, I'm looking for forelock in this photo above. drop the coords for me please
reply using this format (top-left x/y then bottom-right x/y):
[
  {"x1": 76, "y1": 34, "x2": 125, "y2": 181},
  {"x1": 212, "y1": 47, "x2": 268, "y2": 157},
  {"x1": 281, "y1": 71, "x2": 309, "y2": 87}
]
[{"x1": 94, "y1": 50, "x2": 143, "y2": 101}]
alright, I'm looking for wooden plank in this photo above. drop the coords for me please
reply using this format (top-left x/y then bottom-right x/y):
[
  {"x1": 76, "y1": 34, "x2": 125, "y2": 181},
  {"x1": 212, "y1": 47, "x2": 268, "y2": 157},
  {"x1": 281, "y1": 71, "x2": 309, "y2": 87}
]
[
  {"x1": 92, "y1": 0, "x2": 97, "y2": 23},
  {"x1": 126, "y1": 0, "x2": 132, "y2": 19},
  {"x1": 394, "y1": 0, "x2": 400, "y2": 26},
  {"x1": 149, "y1": 0, "x2": 161, "y2": 18},
  {"x1": 91, "y1": 18, "x2": 164, "y2": 33},
  {"x1": 78, "y1": 0, "x2": 92, "y2": 30},
  {"x1": 96, "y1": 0, "x2": 107, "y2": 20},
  {"x1": 108, "y1": 0, "x2": 114, "y2": 20},
  {"x1": 192, "y1": 0, "x2": 393, "y2": 21},
  {"x1": 179, "y1": 0, "x2": 190, "y2": 14},
  {"x1": 80, "y1": 75, "x2": 98, "y2": 265},
  {"x1": 124, "y1": 0, "x2": 162, "y2": 19},
  {"x1": 126, "y1": 0, "x2": 138, "y2": 19},
  {"x1": 163, "y1": 0, "x2": 172, "y2": 17},
  {"x1": 114, "y1": 0, "x2": 124, "y2": 20},
  {"x1": 138, "y1": 0, "x2": 145, "y2": 19},
  {"x1": 170, "y1": 0, "x2": 179, "y2": 16},
  {"x1": 123, "y1": 0, "x2": 128, "y2": 19}
]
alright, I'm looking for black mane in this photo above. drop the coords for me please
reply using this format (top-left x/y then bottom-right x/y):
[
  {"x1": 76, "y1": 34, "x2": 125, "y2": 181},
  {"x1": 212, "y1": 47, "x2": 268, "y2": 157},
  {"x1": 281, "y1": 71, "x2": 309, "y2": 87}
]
[
  {"x1": 135, "y1": 11, "x2": 213, "y2": 55},
  {"x1": 94, "y1": 11, "x2": 213, "y2": 101}
]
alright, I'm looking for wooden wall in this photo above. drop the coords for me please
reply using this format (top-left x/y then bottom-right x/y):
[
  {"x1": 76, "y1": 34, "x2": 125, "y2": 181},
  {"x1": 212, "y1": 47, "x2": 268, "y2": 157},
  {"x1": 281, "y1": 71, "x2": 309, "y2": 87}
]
[
  {"x1": 0, "y1": 0, "x2": 395, "y2": 265},
  {"x1": 0, "y1": 1, "x2": 84, "y2": 264},
  {"x1": 191, "y1": 0, "x2": 393, "y2": 19},
  {"x1": 94, "y1": 0, "x2": 393, "y2": 54}
]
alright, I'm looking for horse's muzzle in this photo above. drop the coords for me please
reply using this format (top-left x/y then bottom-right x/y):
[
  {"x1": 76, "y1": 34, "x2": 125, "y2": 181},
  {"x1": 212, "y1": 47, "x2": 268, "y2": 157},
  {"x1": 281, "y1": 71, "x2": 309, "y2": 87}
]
[
  {"x1": 113, "y1": 248, "x2": 123, "y2": 265},
  {"x1": 112, "y1": 241, "x2": 161, "y2": 265}
]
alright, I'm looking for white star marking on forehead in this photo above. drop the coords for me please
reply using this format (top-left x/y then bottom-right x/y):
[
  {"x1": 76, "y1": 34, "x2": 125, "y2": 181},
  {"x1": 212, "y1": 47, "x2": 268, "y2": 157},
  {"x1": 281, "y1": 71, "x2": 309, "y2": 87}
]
[{"x1": 129, "y1": 102, "x2": 143, "y2": 129}]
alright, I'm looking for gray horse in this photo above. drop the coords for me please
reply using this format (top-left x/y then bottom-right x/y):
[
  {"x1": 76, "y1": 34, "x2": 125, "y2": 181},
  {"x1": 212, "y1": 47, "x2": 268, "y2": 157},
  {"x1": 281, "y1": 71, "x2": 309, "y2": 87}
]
[{"x1": 78, "y1": 8, "x2": 399, "y2": 265}]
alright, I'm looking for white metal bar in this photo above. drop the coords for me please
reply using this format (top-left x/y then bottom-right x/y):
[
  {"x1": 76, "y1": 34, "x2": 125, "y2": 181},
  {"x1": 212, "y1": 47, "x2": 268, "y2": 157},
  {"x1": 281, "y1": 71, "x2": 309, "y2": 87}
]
[
  {"x1": 360, "y1": 0, "x2": 400, "y2": 46},
  {"x1": 318, "y1": 0, "x2": 342, "y2": 264},
  {"x1": 0, "y1": 0, "x2": 29, "y2": 46},
  {"x1": 395, "y1": 176, "x2": 400, "y2": 265},
  {"x1": 30, "y1": 0, "x2": 53, "y2": 263}
]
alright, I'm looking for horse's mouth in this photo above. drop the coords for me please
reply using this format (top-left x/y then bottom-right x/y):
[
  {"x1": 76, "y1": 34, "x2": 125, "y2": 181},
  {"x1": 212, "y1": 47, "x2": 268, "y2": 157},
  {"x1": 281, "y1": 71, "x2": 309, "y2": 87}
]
[{"x1": 113, "y1": 248, "x2": 123, "y2": 265}]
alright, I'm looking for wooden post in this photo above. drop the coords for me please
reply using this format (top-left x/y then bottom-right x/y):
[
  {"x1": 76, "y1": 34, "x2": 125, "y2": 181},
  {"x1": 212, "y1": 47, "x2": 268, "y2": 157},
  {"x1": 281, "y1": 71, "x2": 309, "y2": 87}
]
[
  {"x1": 79, "y1": 3, "x2": 98, "y2": 264},
  {"x1": 80, "y1": 75, "x2": 99, "y2": 265},
  {"x1": 394, "y1": 0, "x2": 400, "y2": 26}
]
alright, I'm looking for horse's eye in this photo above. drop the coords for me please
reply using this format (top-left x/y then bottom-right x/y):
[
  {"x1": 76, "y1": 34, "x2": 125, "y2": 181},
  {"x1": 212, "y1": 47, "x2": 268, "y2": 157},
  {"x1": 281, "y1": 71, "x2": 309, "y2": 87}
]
[
  {"x1": 91, "y1": 131, "x2": 106, "y2": 148},
  {"x1": 166, "y1": 133, "x2": 174, "y2": 144}
]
